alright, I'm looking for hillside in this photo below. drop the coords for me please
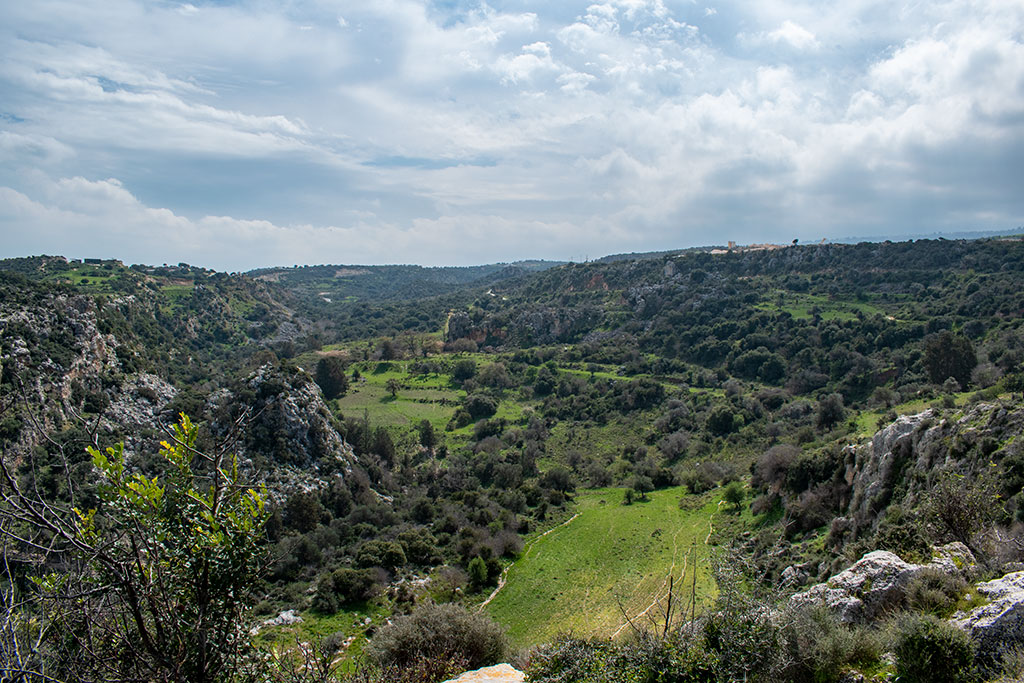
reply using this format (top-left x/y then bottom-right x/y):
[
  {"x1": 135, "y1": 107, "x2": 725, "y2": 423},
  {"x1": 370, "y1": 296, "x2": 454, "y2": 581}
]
[{"x1": 2, "y1": 239, "x2": 1024, "y2": 682}]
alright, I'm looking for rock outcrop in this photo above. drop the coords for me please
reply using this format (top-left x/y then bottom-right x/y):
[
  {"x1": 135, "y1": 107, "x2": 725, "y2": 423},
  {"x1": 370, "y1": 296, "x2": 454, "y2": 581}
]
[
  {"x1": 441, "y1": 663, "x2": 524, "y2": 683},
  {"x1": 829, "y1": 403, "x2": 1024, "y2": 549},
  {"x1": 791, "y1": 543, "x2": 976, "y2": 623},
  {"x1": 207, "y1": 364, "x2": 355, "y2": 471},
  {"x1": 0, "y1": 287, "x2": 123, "y2": 454},
  {"x1": 951, "y1": 570, "x2": 1024, "y2": 663}
]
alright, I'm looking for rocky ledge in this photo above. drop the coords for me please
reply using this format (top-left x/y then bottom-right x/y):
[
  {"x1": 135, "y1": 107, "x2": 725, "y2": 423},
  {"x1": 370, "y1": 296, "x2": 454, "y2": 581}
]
[
  {"x1": 951, "y1": 570, "x2": 1024, "y2": 663},
  {"x1": 791, "y1": 543, "x2": 977, "y2": 623}
]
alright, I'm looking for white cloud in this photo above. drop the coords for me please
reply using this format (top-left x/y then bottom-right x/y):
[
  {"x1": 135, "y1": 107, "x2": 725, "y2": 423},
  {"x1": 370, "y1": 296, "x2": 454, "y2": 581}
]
[
  {"x1": 0, "y1": 0, "x2": 1021, "y2": 267},
  {"x1": 765, "y1": 20, "x2": 820, "y2": 50},
  {"x1": 0, "y1": 175, "x2": 613, "y2": 269}
]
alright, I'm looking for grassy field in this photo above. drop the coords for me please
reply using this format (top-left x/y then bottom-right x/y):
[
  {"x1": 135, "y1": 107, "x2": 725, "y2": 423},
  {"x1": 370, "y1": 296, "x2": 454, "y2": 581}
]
[
  {"x1": 254, "y1": 600, "x2": 391, "y2": 672},
  {"x1": 486, "y1": 485, "x2": 740, "y2": 648},
  {"x1": 755, "y1": 291, "x2": 888, "y2": 322}
]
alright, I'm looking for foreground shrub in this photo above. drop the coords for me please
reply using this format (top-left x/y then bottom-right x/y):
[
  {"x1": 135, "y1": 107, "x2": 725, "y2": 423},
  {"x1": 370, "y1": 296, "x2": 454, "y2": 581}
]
[
  {"x1": 782, "y1": 604, "x2": 883, "y2": 683},
  {"x1": 893, "y1": 614, "x2": 975, "y2": 683},
  {"x1": 526, "y1": 633, "x2": 717, "y2": 683},
  {"x1": 365, "y1": 603, "x2": 508, "y2": 672},
  {"x1": 344, "y1": 655, "x2": 469, "y2": 683},
  {"x1": 905, "y1": 566, "x2": 967, "y2": 617}
]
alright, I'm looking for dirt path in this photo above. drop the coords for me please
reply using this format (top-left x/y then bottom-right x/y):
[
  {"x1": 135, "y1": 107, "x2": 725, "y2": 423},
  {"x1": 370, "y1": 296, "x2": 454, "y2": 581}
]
[{"x1": 478, "y1": 513, "x2": 580, "y2": 611}]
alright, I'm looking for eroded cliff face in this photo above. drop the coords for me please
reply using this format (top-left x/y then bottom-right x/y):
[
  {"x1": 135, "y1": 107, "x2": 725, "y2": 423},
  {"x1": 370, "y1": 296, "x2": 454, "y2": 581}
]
[
  {"x1": 2, "y1": 284, "x2": 354, "y2": 489},
  {"x1": 1, "y1": 289, "x2": 123, "y2": 454},
  {"x1": 206, "y1": 363, "x2": 356, "y2": 473},
  {"x1": 829, "y1": 401, "x2": 1024, "y2": 550}
]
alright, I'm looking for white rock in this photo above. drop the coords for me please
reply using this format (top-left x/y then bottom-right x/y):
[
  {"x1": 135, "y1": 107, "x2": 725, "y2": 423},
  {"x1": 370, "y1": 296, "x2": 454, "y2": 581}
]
[
  {"x1": 791, "y1": 544, "x2": 977, "y2": 624},
  {"x1": 441, "y1": 663, "x2": 525, "y2": 683},
  {"x1": 262, "y1": 609, "x2": 303, "y2": 627},
  {"x1": 951, "y1": 570, "x2": 1024, "y2": 662}
]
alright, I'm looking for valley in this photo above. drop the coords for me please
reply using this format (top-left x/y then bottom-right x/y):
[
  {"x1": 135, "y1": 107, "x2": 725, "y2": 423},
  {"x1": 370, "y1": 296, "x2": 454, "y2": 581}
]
[{"x1": 2, "y1": 238, "x2": 1024, "y2": 682}]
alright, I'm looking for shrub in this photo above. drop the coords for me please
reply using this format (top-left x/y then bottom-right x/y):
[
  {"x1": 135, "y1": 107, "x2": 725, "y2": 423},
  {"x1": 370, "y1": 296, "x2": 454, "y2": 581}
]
[
  {"x1": 526, "y1": 634, "x2": 717, "y2": 683},
  {"x1": 753, "y1": 444, "x2": 800, "y2": 490},
  {"x1": 314, "y1": 568, "x2": 378, "y2": 613},
  {"x1": 356, "y1": 539, "x2": 407, "y2": 570},
  {"x1": 365, "y1": 603, "x2": 508, "y2": 671},
  {"x1": 893, "y1": 614, "x2": 975, "y2": 683},
  {"x1": 905, "y1": 567, "x2": 967, "y2": 617},
  {"x1": 783, "y1": 604, "x2": 883, "y2": 683},
  {"x1": 464, "y1": 394, "x2": 498, "y2": 419}
]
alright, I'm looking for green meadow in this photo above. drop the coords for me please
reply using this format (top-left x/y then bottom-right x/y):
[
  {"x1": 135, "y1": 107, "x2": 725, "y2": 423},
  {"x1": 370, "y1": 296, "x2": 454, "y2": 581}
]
[{"x1": 486, "y1": 486, "x2": 735, "y2": 648}]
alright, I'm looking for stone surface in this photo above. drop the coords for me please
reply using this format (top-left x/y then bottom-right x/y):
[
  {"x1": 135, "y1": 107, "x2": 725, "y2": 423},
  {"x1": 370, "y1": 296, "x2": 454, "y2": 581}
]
[
  {"x1": 792, "y1": 550, "x2": 920, "y2": 623},
  {"x1": 829, "y1": 403, "x2": 1024, "y2": 550},
  {"x1": 951, "y1": 570, "x2": 1024, "y2": 662},
  {"x1": 791, "y1": 544, "x2": 977, "y2": 623},
  {"x1": 441, "y1": 663, "x2": 525, "y2": 683},
  {"x1": 262, "y1": 609, "x2": 303, "y2": 627},
  {"x1": 207, "y1": 363, "x2": 355, "y2": 471}
]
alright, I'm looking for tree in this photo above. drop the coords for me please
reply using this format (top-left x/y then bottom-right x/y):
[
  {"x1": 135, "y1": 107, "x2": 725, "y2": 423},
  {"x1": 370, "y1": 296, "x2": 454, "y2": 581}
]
[
  {"x1": 356, "y1": 540, "x2": 407, "y2": 571},
  {"x1": 464, "y1": 394, "x2": 498, "y2": 419},
  {"x1": 451, "y1": 359, "x2": 477, "y2": 383},
  {"x1": 314, "y1": 356, "x2": 349, "y2": 400},
  {"x1": 417, "y1": 419, "x2": 437, "y2": 449},
  {"x1": 723, "y1": 481, "x2": 745, "y2": 511},
  {"x1": 924, "y1": 331, "x2": 976, "y2": 388},
  {"x1": 632, "y1": 475, "x2": 654, "y2": 500},
  {"x1": 0, "y1": 414, "x2": 268, "y2": 682},
  {"x1": 816, "y1": 393, "x2": 845, "y2": 431},
  {"x1": 468, "y1": 556, "x2": 489, "y2": 591},
  {"x1": 922, "y1": 471, "x2": 1003, "y2": 557},
  {"x1": 706, "y1": 405, "x2": 738, "y2": 436},
  {"x1": 386, "y1": 378, "x2": 401, "y2": 398}
]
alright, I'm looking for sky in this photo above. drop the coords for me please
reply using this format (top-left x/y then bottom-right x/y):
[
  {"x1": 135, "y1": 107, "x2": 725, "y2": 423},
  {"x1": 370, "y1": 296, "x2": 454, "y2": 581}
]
[{"x1": 1, "y1": 0, "x2": 1022, "y2": 271}]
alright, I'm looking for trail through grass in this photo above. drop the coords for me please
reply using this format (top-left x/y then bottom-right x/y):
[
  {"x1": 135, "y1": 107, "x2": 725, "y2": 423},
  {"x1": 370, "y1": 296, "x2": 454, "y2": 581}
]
[{"x1": 485, "y1": 486, "x2": 726, "y2": 648}]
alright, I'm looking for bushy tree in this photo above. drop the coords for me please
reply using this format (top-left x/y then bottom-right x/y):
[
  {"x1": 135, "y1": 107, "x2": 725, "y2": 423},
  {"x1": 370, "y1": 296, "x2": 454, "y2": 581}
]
[
  {"x1": 314, "y1": 356, "x2": 349, "y2": 400},
  {"x1": 0, "y1": 414, "x2": 268, "y2": 682},
  {"x1": 924, "y1": 331, "x2": 976, "y2": 388},
  {"x1": 815, "y1": 393, "x2": 845, "y2": 431}
]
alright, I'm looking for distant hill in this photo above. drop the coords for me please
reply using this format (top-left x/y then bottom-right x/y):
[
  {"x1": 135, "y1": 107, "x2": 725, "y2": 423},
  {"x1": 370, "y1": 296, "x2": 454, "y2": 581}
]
[{"x1": 246, "y1": 260, "x2": 564, "y2": 305}]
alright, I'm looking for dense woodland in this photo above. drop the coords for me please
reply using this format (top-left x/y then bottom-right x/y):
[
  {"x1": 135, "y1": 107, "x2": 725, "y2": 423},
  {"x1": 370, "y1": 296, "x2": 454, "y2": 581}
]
[{"x1": 2, "y1": 238, "x2": 1024, "y2": 682}]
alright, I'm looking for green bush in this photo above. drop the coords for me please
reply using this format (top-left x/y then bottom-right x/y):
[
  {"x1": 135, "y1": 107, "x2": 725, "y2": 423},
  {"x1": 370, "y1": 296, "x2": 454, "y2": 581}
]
[
  {"x1": 313, "y1": 568, "x2": 378, "y2": 613},
  {"x1": 905, "y1": 567, "x2": 966, "y2": 617},
  {"x1": 365, "y1": 603, "x2": 508, "y2": 672},
  {"x1": 525, "y1": 633, "x2": 717, "y2": 683},
  {"x1": 783, "y1": 604, "x2": 883, "y2": 683},
  {"x1": 893, "y1": 614, "x2": 975, "y2": 683}
]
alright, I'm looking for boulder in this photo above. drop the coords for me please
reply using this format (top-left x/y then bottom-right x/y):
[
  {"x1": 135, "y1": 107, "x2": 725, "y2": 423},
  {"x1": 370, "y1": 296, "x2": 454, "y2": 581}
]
[
  {"x1": 791, "y1": 544, "x2": 977, "y2": 623},
  {"x1": 950, "y1": 570, "x2": 1024, "y2": 663},
  {"x1": 791, "y1": 550, "x2": 919, "y2": 623},
  {"x1": 441, "y1": 663, "x2": 525, "y2": 683}
]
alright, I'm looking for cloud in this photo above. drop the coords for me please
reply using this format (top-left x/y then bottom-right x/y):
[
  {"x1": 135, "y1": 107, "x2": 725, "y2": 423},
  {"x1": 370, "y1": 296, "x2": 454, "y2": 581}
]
[
  {"x1": 767, "y1": 20, "x2": 819, "y2": 50},
  {"x1": 740, "y1": 20, "x2": 819, "y2": 51},
  {"x1": 0, "y1": 174, "x2": 620, "y2": 269},
  {"x1": 0, "y1": 0, "x2": 1021, "y2": 268}
]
